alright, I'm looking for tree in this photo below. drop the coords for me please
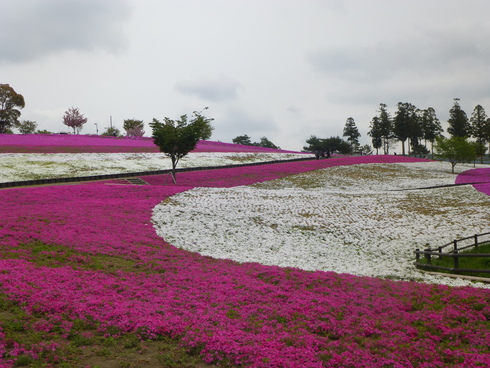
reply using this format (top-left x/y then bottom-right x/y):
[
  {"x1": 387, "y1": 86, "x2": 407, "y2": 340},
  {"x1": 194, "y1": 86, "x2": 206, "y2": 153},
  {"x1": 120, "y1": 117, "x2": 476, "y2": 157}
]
[
  {"x1": 368, "y1": 116, "x2": 383, "y2": 155},
  {"x1": 35, "y1": 129, "x2": 53, "y2": 134},
  {"x1": 323, "y1": 136, "x2": 351, "y2": 154},
  {"x1": 393, "y1": 102, "x2": 417, "y2": 155},
  {"x1": 303, "y1": 135, "x2": 324, "y2": 152},
  {"x1": 420, "y1": 107, "x2": 443, "y2": 156},
  {"x1": 193, "y1": 108, "x2": 214, "y2": 140},
  {"x1": 470, "y1": 105, "x2": 489, "y2": 162},
  {"x1": 62, "y1": 107, "x2": 87, "y2": 134},
  {"x1": 378, "y1": 103, "x2": 393, "y2": 154},
  {"x1": 16, "y1": 120, "x2": 38, "y2": 134},
  {"x1": 343, "y1": 117, "x2": 361, "y2": 152},
  {"x1": 232, "y1": 134, "x2": 253, "y2": 146},
  {"x1": 408, "y1": 108, "x2": 424, "y2": 154},
  {"x1": 0, "y1": 84, "x2": 25, "y2": 134},
  {"x1": 447, "y1": 99, "x2": 470, "y2": 137},
  {"x1": 123, "y1": 119, "x2": 145, "y2": 137},
  {"x1": 256, "y1": 136, "x2": 280, "y2": 149},
  {"x1": 150, "y1": 110, "x2": 213, "y2": 183},
  {"x1": 101, "y1": 126, "x2": 122, "y2": 137},
  {"x1": 359, "y1": 144, "x2": 373, "y2": 155},
  {"x1": 472, "y1": 141, "x2": 487, "y2": 164},
  {"x1": 434, "y1": 136, "x2": 476, "y2": 173},
  {"x1": 303, "y1": 135, "x2": 350, "y2": 154}
]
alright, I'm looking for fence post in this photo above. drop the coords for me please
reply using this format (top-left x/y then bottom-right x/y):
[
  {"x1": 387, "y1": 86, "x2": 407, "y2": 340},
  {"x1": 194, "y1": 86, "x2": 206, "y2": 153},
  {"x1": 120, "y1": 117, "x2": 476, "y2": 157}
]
[
  {"x1": 415, "y1": 249, "x2": 420, "y2": 263},
  {"x1": 453, "y1": 239, "x2": 458, "y2": 252},
  {"x1": 474, "y1": 234, "x2": 478, "y2": 249},
  {"x1": 425, "y1": 249, "x2": 431, "y2": 265}
]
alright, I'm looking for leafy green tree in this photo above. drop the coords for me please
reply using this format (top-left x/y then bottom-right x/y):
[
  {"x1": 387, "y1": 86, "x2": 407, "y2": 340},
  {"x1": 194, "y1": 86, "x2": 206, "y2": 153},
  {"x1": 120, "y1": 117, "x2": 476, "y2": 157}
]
[
  {"x1": 101, "y1": 126, "x2": 122, "y2": 137},
  {"x1": 193, "y1": 108, "x2": 214, "y2": 140},
  {"x1": 16, "y1": 120, "x2": 38, "y2": 134},
  {"x1": 447, "y1": 99, "x2": 470, "y2": 137},
  {"x1": 420, "y1": 107, "x2": 443, "y2": 156},
  {"x1": 232, "y1": 134, "x2": 253, "y2": 146},
  {"x1": 150, "y1": 110, "x2": 212, "y2": 183},
  {"x1": 123, "y1": 119, "x2": 145, "y2": 137},
  {"x1": 434, "y1": 136, "x2": 476, "y2": 173},
  {"x1": 343, "y1": 117, "x2": 361, "y2": 151},
  {"x1": 35, "y1": 129, "x2": 53, "y2": 134},
  {"x1": 472, "y1": 141, "x2": 487, "y2": 163},
  {"x1": 0, "y1": 84, "x2": 25, "y2": 134},
  {"x1": 62, "y1": 107, "x2": 87, "y2": 134},
  {"x1": 368, "y1": 116, "x2": 383, "y2": 155}
]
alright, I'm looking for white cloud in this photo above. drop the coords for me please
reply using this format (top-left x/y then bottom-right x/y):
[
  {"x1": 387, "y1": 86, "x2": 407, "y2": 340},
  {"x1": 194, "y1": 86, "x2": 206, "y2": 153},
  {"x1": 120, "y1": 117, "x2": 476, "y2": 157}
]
[
  {"x1": 175, "y1": 75, "x2": 242, "y2": 102},
  {"x1": 0, "y1": 0, "x2": 131, "y2": 63}
]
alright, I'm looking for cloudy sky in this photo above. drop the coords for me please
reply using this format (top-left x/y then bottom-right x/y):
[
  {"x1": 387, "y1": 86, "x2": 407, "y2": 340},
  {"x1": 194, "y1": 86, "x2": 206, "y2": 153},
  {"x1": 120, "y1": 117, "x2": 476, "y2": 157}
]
[{"x1": 2, "y1": 0, "x2": 490, "y2": 151}]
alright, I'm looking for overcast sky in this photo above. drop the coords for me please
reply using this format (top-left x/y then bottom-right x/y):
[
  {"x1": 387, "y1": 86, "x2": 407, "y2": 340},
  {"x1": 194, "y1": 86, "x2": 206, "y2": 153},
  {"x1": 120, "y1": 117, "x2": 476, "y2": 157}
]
[{"x1": 2, "y1": 0, "x2": 490, "y2": 151}]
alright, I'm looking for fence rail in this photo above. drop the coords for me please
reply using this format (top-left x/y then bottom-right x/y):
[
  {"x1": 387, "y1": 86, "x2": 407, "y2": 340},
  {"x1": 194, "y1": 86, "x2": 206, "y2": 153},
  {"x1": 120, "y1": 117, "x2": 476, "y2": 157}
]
[{"x1": 414, "y1": 232, "x2": 490, "y2": 274}]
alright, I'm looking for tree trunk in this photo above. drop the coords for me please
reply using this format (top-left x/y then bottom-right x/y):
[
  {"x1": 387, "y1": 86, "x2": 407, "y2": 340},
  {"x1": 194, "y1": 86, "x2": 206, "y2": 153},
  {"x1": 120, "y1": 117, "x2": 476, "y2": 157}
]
[{"x1": 171, "y1": 156, "x2": 177, "y2": 184}]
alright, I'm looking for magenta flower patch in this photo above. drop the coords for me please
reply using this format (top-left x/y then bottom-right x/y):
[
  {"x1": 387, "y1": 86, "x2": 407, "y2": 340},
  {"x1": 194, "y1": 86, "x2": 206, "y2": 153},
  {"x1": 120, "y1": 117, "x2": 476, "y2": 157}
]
[
  {"x1": 0, "y1": 134, "x2": 304, "y2": 154},
  {"x1": 456, "y1": 167, "x2": 490, "y2": 196}
]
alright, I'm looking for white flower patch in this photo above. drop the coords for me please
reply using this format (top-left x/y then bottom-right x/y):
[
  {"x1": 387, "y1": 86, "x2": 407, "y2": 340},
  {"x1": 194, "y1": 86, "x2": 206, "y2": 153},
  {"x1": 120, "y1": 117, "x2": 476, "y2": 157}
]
[
  {"x1": 152, "y1": 161, "x2": 490, "y2": 288},
  {"x1": 0, "y1": 152, "x2": 307, "y2": 182}
]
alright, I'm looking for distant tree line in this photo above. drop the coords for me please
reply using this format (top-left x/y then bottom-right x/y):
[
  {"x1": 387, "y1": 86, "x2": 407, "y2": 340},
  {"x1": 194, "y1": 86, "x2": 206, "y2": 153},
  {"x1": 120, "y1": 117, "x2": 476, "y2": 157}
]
[
  {"x1": 300, "y1": 99, "x2": 490, "y2": 171},
  {"x1": 367, "y1": 102, "x2": 443, "y2": 156},
  {"x1": 366, "y1": 100, "x2": 490, "y2": 156},
  {"x1": 232, "y1": 135, "x2": 280, "y2": 149}
]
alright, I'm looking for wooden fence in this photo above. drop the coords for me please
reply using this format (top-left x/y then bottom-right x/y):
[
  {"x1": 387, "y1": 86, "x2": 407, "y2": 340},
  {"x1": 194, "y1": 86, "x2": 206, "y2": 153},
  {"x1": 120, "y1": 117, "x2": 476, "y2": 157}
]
[{"x1": 414, "y1": 232, "x2": 490, "y2": 274}]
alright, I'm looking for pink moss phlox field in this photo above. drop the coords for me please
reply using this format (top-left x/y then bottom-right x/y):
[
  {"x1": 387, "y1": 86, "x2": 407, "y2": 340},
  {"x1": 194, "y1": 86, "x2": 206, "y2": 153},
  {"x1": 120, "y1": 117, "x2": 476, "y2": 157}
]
[
  {"x1": 1, "y1": 155, "x2": 490, "y2": 367},
  {"x1": 0, "y1": 134, "x2": 303, "y2": 153},
  {"x1": 456, "y1": 167, "x2": 490, "y2": 196}
]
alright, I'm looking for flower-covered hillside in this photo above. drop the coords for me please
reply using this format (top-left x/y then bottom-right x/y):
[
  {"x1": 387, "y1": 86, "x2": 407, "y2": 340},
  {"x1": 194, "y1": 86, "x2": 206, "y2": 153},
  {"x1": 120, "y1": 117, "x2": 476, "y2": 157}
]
[
  {"x1": 1, "y1": 155, "x2": 490, "y2": 367},
  {"x1": 0, "y1": 134, "x2": 303, "y2": 153}
]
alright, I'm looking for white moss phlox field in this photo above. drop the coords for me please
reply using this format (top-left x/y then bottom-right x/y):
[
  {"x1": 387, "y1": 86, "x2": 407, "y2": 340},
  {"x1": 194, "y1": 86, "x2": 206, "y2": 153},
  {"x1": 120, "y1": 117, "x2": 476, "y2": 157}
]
[
  {"x1": 0, "y1": 152, "x2": 306, "y2": 182},
  {"x1": 152, "y1": 161, "x2": 490, "y2": 288}
]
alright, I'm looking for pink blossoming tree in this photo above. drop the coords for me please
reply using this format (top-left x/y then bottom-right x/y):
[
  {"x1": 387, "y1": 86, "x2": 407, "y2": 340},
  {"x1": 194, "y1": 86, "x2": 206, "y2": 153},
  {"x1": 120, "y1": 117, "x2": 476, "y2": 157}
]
[{"x1": 62, "y1": 107, "x2": 87, "y2": 134}]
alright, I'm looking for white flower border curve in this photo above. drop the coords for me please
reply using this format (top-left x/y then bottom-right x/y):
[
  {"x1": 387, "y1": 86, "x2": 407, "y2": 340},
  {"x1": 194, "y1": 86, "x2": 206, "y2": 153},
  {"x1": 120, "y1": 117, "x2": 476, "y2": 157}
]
[{"x1": 152, "y1": 162, "x2": 490, "y2": 288}]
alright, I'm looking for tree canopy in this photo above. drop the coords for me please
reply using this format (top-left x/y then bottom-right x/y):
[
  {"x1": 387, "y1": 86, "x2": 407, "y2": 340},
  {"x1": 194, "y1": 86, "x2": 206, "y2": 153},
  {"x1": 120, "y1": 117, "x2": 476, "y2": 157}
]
[
  {"x1": 434, "y1": 136, "x2": 476, "y2": 173},
  {"x1": 470, "y1": 105, "x2": 489, "y2": 144},
  {"x1": 447, "y1": 99, "x2": 470, "y2": 138},
  {"x1": 150, "y1": 110, "x2": 213, "y2": 183},
  {"x1": 420, "y1": 107, "x2": 442, "y2": 155},
  {"x1": 303, "y1": 135, "x2": 351, "y2": 154},
  {"x1": 16, "y1": 120, "x2": 38, "y2": 134},
  {"x1": 0, "y1": 84, "x2": 25, "y2": 134},
  {"x1": 62, "y1": 107, "x2": 87, "y2": 134},
  {"x1": 102, "y1": 126, "x2": 122, "y2": 137},
  {"x1": 368, "y1": 116, "x2": 383, "y2": 154},
  {"x1": 232, "y1": 135, "x2": 253, "y2": 146},
  {"x1": 343, "y1": 117, "x2": 361, "y2": 151},
  {"x1": 232, "y1": 134, "x2": 280, "y2": 149},
  {"x1": 123, "y1": 119, "x2": 145, "y2": 137}
]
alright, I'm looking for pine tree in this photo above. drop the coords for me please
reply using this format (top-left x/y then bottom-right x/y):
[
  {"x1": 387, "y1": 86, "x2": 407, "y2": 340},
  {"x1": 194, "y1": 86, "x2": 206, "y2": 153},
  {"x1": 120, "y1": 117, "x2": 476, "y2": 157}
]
[
  {"x1": 447, "y1": 99, "x2": 470, "y2": 137},
  {"x1": 343, "y1": 117, "x2": 361, "y2": 152}
]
